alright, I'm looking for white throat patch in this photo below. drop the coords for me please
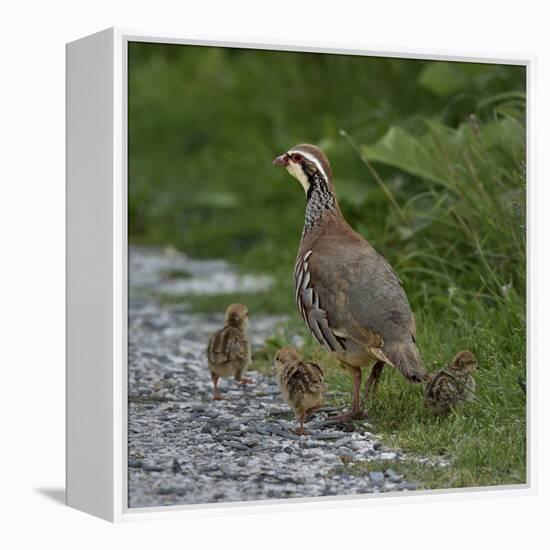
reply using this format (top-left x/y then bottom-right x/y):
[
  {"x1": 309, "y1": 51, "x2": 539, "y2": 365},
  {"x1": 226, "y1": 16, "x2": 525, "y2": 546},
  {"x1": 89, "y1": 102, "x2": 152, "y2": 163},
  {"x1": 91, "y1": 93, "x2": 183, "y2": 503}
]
[
  {"x1": 286, "y1": 161, "x2": 310, "y2": 194},
  {"x1": 285, "y1": 150, "x2": 329, "y2": 195}
]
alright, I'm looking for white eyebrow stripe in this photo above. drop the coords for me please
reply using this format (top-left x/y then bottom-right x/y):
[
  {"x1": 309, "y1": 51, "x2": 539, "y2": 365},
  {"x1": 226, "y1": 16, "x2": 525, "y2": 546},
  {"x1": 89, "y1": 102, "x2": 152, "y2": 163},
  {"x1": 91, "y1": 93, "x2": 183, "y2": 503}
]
[{"x1": 287, "y1": 150, "x2": 329, "y2": 182}]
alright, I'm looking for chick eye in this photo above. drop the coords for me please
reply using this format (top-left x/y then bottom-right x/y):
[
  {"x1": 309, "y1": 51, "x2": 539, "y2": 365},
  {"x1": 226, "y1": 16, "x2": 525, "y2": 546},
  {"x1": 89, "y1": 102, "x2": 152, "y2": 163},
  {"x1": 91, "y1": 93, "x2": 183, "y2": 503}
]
[{"x1": 291, "y1": 153, "x2": 304, "y2": 163}]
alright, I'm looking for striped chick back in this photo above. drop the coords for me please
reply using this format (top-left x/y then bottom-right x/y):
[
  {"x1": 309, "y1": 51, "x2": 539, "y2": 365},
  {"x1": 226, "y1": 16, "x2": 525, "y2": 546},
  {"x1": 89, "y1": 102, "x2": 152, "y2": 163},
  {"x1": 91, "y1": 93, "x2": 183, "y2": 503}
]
[
  {"x1": 424, "y1": 369, "x2": 475, "y2": 416},
  {"x1": 276, "y1": 359, "x2": 327, "y2": 419},
  {"x1": 207, "y1": 326, "x2": 250, "y2": 379}
]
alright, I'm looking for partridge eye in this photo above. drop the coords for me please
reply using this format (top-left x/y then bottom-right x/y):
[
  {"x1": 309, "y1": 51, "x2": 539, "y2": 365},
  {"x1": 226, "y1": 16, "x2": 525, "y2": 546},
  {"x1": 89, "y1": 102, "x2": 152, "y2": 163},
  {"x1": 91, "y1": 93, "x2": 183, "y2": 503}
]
[{"x1": 291, "y1": 153, "x2": 304, "y2": 163}]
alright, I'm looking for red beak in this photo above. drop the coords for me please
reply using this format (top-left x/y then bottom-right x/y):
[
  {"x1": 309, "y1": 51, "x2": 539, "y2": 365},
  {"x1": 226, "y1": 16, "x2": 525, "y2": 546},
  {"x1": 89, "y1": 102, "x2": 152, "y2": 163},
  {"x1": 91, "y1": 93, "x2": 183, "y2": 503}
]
[{"x1": 273, "y1": 153, "x2": 289, "y2": 166}]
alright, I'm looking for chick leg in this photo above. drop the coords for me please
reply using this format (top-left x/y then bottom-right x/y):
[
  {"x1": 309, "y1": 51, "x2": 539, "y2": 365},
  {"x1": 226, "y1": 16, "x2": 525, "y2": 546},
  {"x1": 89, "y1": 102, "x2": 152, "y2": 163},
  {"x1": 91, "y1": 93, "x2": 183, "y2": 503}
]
[
  {"x1": 364, "y1": 361, "x2": 384, "y2": 403},
  {"x1": 328, "y1": 366, "x2": 364, "y2": 423},
  {"x1": 211, "y1": 372, "x2": 224, "y2": 401},
  {"x1": 235, "y1": 368, "x2": 254, "y2": 385},
  {"x1": 291, "y1": 413, "x2": 308, "y2": 436}
]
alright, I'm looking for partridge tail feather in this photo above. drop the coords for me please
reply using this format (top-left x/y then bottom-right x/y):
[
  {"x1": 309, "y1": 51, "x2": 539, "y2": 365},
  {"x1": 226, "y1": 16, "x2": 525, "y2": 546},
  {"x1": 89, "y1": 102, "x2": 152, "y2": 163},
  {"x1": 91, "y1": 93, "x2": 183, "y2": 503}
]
[{"x1": 385, "y1": 343, "x2": 428, "y2": 383}]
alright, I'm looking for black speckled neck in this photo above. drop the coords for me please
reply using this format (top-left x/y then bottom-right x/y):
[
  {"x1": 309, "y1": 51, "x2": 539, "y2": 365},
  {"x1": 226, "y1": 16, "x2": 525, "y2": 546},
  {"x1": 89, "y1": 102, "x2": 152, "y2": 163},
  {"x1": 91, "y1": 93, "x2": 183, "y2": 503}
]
[{"x1": 303, "y1": 173, "x2": 338, "y2": 234}]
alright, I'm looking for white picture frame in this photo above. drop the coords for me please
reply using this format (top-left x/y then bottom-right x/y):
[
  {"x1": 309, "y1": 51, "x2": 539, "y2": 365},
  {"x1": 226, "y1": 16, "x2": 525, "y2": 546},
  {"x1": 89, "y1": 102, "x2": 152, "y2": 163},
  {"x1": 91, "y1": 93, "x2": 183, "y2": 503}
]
[{"x1": 66, "y1": 27, "x2": 535, "y2": 522}]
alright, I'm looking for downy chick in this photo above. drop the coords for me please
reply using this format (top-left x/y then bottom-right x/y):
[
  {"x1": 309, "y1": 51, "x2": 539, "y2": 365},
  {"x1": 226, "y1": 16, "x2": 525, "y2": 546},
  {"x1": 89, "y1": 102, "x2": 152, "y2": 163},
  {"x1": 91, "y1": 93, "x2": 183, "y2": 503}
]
[
  {"x1": 425, "y1": 350, "x2": 477, "y2": 415},
  {"x1": 274, "y1": 347, "x2": 327, "y2": 435},
  {"x1": 207, "y1": 303, "x2": 252, "y2": 400}
]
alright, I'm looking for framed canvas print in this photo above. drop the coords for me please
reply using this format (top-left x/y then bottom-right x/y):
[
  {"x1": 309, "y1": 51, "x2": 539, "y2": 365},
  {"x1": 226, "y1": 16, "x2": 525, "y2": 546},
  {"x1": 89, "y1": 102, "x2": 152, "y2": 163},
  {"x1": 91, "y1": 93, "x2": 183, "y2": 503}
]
[{"x1": 66, "y1": 28, "x2": 532, "y2": 522}]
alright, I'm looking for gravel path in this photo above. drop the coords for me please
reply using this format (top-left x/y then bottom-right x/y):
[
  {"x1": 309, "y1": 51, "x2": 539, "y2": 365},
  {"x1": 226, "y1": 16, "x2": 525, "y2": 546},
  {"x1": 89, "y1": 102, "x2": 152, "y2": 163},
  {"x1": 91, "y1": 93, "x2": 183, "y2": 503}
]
[{"x1": 128, "y1": 247, "x2": 427, "y2": 508}]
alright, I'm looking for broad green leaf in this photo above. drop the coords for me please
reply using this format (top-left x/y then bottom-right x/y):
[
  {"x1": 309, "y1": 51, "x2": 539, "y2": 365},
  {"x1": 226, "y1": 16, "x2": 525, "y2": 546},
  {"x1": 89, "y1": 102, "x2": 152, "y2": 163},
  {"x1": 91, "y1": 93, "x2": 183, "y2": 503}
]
[
  {"x1": 418, "y1": 61, "x2": 490, "y2": 97},
  {"x1": 361, "y1": 124, "x2": 450, "y2": 185},
  {"x1": 418, "y1": 62, "x2": 469, "y2": 97},
  {"x1": 361, "y1": 117, "x2": 525, "y2": 187}
]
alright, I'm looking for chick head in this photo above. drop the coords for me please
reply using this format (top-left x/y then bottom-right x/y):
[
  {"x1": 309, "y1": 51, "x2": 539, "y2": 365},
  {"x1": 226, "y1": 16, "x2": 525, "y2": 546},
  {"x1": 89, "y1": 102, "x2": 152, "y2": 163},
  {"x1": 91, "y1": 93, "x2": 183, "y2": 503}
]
[
  {"x1": 224, "y1": 303, "x2": 249, "y2": 329},
  {"x1": 450, "y1": 350, "x2": 478, "y2": 373},
  {"x1": 274, "y1": 347, "x2": 301, "y2": 372}
]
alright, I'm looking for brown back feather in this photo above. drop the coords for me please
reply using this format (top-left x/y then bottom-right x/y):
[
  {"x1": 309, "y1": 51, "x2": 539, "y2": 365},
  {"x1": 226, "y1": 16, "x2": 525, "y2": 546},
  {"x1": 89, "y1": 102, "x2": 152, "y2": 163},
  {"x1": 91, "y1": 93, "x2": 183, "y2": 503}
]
[
  {"x1": 280, "y1": 360, "x2": 327, "y2": 397},
  {"x1": 207, "y1": 326, "x2": 247, "y2": 365}
]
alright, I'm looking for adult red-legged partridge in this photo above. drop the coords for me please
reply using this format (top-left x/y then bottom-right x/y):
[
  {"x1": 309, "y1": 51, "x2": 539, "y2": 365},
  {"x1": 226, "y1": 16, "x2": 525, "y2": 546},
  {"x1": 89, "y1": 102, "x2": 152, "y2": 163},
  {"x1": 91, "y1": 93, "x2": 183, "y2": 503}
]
[
  {"x1": 207, "y1": 303, "x2": 253, "y2": 400},
  {"x1": 424, "y1": 350, "x2": 477, "y2": 415},
  {"x1": 273, "y1": 144, "x2": 428, "y2": 421},
  {"x1": 274, "y1": 347, "x2": 327, "y2": 435}
]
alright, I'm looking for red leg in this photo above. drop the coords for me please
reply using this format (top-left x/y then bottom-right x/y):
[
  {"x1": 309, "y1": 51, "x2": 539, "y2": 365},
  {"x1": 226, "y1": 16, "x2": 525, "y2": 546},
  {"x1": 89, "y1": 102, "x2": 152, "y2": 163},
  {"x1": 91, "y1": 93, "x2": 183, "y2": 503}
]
[
  {"x1": 211, "y1": 372, "x2": 225, "y2": 401},
  {"x1": 235, "y1": 370, "x2": 255, "y2": 385},
  {"x1": 328, "y1": 367, "x2": 364, "y2": 423},
  {"x1": 291, "y1": 414, "x2": 308, "y2": 436}
]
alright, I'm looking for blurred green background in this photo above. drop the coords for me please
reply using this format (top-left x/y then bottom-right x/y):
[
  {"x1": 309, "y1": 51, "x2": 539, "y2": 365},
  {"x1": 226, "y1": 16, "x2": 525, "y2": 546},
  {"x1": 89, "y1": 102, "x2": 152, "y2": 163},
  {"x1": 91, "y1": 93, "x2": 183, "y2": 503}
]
[{"x1": 128, "y1": 43, "x2": 526, "y2": 489}]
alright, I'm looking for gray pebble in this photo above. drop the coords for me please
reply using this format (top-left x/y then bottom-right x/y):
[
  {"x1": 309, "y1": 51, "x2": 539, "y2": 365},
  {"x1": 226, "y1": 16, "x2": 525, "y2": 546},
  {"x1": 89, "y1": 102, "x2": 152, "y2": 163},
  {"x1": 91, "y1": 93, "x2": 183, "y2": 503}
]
[
  {"x1": 385, "y1": 468, "x2": 404, "y2": 482},
  {"x1": 379, "y1": 451, "x2": 397, "y2": 460},
  {"x1": 369, "y1": 471, "x2": 385, "y2": 485},
  {"x1": 224, "y1": 441, "x2": 250, "y2": 451},
  {"x1": 313, "y1": 432, "x2": 342, "y2": 440},
  {"x1": 277, "y1": 431, "x2": 301, "y2": 441},
  {"x1": 157, "y1": 487, "x2": 178, "y2": 495},
  {"x1": 142, "y1": 463, "x2": 164, "y2": 472}
]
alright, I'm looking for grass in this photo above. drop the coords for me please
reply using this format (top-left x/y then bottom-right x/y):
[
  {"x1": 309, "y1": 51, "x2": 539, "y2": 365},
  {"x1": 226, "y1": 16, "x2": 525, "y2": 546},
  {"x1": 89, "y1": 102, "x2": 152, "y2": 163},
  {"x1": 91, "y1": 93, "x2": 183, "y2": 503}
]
[{"x1": 128, "y1": 44, "x2": 527, "y2": 491}]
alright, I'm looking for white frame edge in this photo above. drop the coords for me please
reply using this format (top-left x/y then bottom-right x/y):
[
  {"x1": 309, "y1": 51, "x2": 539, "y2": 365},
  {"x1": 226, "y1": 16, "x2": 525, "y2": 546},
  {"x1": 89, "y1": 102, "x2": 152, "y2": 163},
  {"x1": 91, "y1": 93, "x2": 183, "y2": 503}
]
[
  {"x1": 65, "y1": 27, "x2": 535, "y2": 523},
  {"x1": 66, "y1": 28, "x2": 116, "y2": 521}
]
